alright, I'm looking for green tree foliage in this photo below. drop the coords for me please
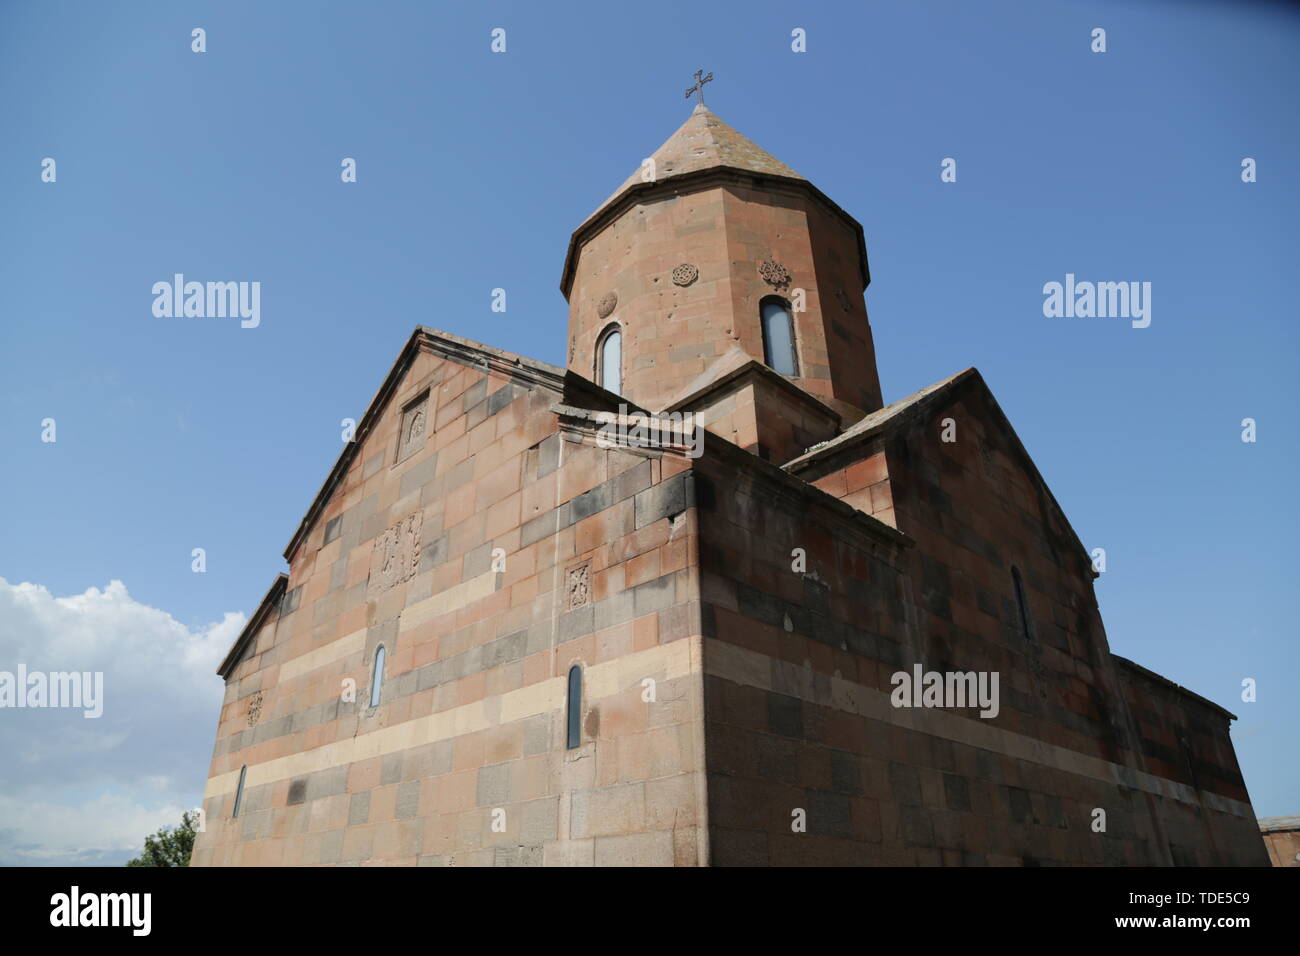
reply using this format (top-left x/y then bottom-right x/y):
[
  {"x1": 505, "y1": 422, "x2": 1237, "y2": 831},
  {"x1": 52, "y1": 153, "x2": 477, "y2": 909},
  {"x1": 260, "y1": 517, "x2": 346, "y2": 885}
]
[{"x1": 125, "y1": 811, "x2": 198, "y2": 867}]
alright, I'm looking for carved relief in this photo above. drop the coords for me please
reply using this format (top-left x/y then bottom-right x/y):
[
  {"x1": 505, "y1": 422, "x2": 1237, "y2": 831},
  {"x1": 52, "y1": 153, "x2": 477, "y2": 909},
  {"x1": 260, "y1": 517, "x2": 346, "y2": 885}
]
[
  {"x1": 368, "y1": 511, "x2": 423, "y2": 596},
  {"x1": 246, "y1": 691, "x2": 264, "y2": 728},
  {"x1": 671, "y1": 263, "x2": 698, "y2": 287},
  {"x1": 565, "y1": 562, "x2": 591, "y2": 611},
  {"x1": 397, "y1": 394, "x2": 429, "y2": 461},
  {"x1": 758, "y1": 259, "x2": 792, "y2": 288},
  {"x1": 597, "y1": 291, "x2": 618, "y2": 319}
]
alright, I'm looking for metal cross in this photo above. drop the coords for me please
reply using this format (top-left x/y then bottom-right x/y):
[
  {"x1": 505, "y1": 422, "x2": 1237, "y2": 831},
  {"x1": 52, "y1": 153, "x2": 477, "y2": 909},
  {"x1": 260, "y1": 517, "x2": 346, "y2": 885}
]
[{"x1": 685, "y1": 69, "x2": 713, "y2": 106}]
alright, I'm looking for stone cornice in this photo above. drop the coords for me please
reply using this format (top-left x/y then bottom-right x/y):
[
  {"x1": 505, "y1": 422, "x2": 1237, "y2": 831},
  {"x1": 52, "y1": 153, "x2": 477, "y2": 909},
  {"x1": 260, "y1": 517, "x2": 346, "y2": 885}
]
[
  {"x1": 560, "y1": 166, "x2": 871, "y2": 299},
  {"x1": 787, "y1": 368, "x2": 1097, "y2": 580},
  {"x1": 217, "y1": 574, "x2": 288, "y2": 679},
  {"x1": 1112, "y1": 654, "x2": 1238, "y2": 722},
  {"x1": 552, "y1": 402, "x2": 912, "y2": 559},
  {"x1": 284, "y1": 327, "x2": 565, "y2": 564},
  {"x1": 660, "y1": 356, "x2": 843, "y2": 432}
]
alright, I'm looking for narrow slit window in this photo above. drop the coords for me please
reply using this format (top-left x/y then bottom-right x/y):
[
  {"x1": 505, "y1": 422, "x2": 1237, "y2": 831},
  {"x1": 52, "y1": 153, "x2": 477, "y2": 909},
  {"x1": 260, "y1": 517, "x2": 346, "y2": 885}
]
[
  {"x1": 598, "y1": 327, "x2": 622, "y2": 395},
  {"x1": 760, "y1": 297, "x2": 798, "y2": 376},
  {"x1": 370, "y1": 645, "x2": 386, "y2": 708},
  {"x1": 1011, "y1": 566, "x2": 1033, "y2": 641},
  {"x1": 566, "y1": 664, "x2": 583, "y2": 749},
  {"x1": 232, "y1": 765, "x2": 247, "y2": 819}
]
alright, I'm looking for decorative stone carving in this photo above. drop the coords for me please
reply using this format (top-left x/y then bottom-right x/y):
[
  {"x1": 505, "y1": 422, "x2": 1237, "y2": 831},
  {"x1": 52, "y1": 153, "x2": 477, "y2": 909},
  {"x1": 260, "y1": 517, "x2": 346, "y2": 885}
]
[
  {"x1": 246, "y1": 691, "x2": 264, "y2": 728},
  {"x1": 397, "y1": 393, "x2": 429, "y2": 461},
  {"x1": 671, "y1": 263, "x2": 698, "y2": 287},
  {"x1": 597, "y1": 291, "x2": 618, "y2": 319},
  {"x1": 565, "y1": 562, "x2": 591, "y2": 611},
  {"x1": 758, "y1": 259, "x2": 791, "y2": 288},
  {"x1": 368, "y1": 511, "x2": 423, "y2": 596}
]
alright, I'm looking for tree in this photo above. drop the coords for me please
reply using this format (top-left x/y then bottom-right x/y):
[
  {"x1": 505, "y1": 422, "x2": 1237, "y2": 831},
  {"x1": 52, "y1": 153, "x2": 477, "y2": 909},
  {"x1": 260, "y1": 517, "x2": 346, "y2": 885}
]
[{"x1": 126, "y1": 811, "x2": 198, "y2": 867}]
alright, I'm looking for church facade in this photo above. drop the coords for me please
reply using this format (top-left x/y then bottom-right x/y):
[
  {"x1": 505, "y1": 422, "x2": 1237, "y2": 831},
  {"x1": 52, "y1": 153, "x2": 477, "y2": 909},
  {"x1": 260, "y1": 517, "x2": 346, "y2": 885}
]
[{"x1": 191, "y1": 105, "x2": 1267, "y2": 866}]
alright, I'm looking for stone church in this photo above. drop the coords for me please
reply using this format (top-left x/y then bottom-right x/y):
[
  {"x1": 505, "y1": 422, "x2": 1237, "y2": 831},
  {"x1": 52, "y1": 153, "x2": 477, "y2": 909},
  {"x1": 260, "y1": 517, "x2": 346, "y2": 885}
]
[{"x1": 192, "y1": 104, "x2": 1267, "y2": 866}]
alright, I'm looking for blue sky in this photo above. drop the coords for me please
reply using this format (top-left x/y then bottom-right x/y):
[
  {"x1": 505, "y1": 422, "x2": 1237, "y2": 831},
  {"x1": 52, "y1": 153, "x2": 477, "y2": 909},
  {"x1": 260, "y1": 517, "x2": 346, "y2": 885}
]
[{"x1": 0, "y1": 0, "x2": 1295, "y2": 863}]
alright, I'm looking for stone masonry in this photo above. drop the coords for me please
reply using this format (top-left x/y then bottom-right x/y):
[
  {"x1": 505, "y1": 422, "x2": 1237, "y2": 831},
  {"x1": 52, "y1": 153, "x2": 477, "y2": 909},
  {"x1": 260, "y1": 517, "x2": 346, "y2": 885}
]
[{"x1": 191, "y1": 105, "x2": 1267, "y2": 866}]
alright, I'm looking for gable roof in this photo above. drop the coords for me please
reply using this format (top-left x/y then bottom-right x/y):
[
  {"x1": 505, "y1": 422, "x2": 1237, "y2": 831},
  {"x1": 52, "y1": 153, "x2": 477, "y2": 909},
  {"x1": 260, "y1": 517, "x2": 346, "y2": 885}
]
[
  {"x1": 216, "y1": 574, "x2": 287, "y2": 678},
  {"x1": 785, "y1": 367, "x2": 1094, "y2": 569},
  {"x1": 659, "y1": 343, "x2": 843, "y2": 433},
  {"x1": 282, "y1": 327, "x2": 567, "y2": 564},
  {"x1": 1112, "y1": 654, "x2": 1238, "y2": 721}
]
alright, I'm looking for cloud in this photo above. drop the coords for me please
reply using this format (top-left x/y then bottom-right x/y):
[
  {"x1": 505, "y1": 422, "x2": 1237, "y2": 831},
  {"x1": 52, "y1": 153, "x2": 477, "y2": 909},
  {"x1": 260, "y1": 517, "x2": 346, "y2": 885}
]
[{"x1": 0, "y1": 578, "x2": 244, "y2": 865}]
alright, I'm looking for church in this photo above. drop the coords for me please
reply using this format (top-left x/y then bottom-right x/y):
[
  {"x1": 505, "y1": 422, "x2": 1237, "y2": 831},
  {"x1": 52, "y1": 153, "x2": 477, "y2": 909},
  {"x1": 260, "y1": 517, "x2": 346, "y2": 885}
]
[{"x1": 191, "y1": 99, "x2": 1268, "y2": 866}]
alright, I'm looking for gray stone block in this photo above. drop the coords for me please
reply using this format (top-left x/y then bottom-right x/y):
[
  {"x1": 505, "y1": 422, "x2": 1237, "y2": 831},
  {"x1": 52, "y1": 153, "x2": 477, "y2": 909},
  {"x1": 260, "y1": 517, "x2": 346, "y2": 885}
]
[
  {"x1": 756, "y1": 735, "x2": 799, "y2": 784},
  {"x1": 381, "y1": 753, "x2": 403, "y2": 786},
  {"x1": 462, "y1": 541, "x2": 495, "y2": 579},
  {"x1": 830, "y1": 750, "x2": 862, "y2": 794},
  {"x1": 767, "y1": 693, "x2": 804, "y2": 739},
  {"x1": 463, "y1": 375, "x2": 488, "y2": 411},
  {"x1": 319, "y1": 829, "x2": 344, "y2": 864},
  {"x1": 943, "y1": 773, "x2": 971, "y2": 812},
  {"x1": 396, "y1": 780, "x2": 420, "y2": 820},
  {"x1": 349, "y1": 791, "x2": 371, "y2": 826},
  {"x1": 634, "y1": 474, "x2": 689, "y2": 528},
  {"x1": 330, "y1": 554, "x2": 349, "y2": 591},
  {"x1": 399, "y1": 451, "x2": 440, "y2": 499},
  {"x1": 633, "y1": 574, "x2": 676, "y2": 616},
  {"x1": 536, "y1": 434, "x2": 560, "y2": 477},
  {"x1": 522, "y1": 714, "x2": 551, "y2": 756},
  {"x1": 483, "y1": 629, "x2": 528, "y2": 670},
  {"x1": 1007, "y1": 786, "x2": 1035, "y2": 824},
  {"x1": 521, "y1": 510, "x2": 559, "y2": 548},
  {"x1": 558, "y1": 604, "x2": 594, "y2": 643},
  {"x1": 487, "y1": 383, "x2": 519, "y2": 416},
  {"x1": 888, "y1": 761, "x2": 923, "y2": 806},
  {"x1": 806, "y1": 789, "x2": 852, "y2": 837},
  {"x1": 476, "y1": 763, "x2": 511, "y2": 807},
  {"x1": 593, "y1": 589, "x2": 635, "y2": 630},
  {"x1": 899, "y1": 805, "x2": 934, "y2": 847},
  {"x1": 416, "y1": 661, "x2": 444, "y2": 692},
  {"x1": 519, "y1": 796, "x2": 559, "y2": 844},
  {"x1": 570, "y1": 481, "x2": 613, "y2": 523}
]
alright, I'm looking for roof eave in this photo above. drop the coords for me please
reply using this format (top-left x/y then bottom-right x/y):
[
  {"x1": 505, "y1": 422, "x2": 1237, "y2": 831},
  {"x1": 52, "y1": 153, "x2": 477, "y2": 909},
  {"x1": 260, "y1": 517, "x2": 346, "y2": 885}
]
[
  {"x1": 559, "y1": 167, "x2": 870, "y2": 299},
  {"x1": 216, "y1": 574, "x2": 288, "y2": 679},
  {"x1": 282, "y1": 327, "x2": 567, "y2": 564}
]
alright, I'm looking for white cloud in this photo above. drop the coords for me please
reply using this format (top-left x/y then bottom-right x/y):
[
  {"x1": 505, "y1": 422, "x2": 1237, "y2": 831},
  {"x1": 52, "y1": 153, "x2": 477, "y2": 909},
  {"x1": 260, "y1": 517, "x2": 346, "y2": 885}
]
[
  {"x1": 0, "y1": 791, "x2": 192, "y2": 866},
  {"x1": 0, "y1": 578, "x2": 245, "y2": 865}
]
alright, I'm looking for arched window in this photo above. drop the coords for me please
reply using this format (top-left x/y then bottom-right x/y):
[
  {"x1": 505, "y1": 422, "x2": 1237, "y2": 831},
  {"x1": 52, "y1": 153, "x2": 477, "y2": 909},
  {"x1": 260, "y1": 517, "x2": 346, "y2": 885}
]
[
  {"x1": 597, "y1": 326, "x2": 622, "y2": 395},
  {"x1": 232, "y1": 765, "x2": 247, "y2": 819},
  {"x1": 370, "y1": 645, "x2": 386, "y2": 708},
  {"x1": 1011, "y1": 566, "x2": 1033, "y2": 641},
  {"x1": 566, "y1": 664, "x2": 583, "y2": 749},
  {"x1": 760, "y1": 296, "x2": 798, "y2": 376}
]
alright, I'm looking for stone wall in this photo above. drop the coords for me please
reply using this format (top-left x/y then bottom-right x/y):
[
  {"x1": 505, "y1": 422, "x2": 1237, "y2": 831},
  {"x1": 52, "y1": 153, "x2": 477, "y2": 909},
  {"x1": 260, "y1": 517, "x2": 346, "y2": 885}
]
[
  {"x1": 191, "y1": 341, "x2": 708, "y2": 866},
  {"x1": 696, "y1": 378, "x2": 1266, "y2": 865}
]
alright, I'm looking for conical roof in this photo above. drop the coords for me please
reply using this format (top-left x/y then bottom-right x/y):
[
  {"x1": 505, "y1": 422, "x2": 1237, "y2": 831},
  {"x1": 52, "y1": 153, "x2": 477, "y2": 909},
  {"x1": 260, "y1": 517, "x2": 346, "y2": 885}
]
[
  {"x1": 588, "y1": 104, "x2": 803, "y2": 219},
  {"x1": 562, "y1": 104, "x2": 867, "y2": 297}
]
